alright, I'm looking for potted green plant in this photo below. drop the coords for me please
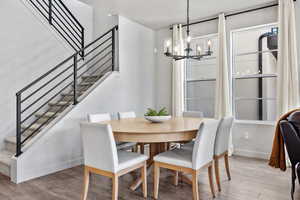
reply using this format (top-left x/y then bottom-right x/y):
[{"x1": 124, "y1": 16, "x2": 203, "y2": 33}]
[{"x1": 144, "y1": 107, "x2": 171, "y2": 123}]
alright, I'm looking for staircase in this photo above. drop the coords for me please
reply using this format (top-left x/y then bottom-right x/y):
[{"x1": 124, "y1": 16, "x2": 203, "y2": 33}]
[
  {"x1": 27, "y1": 0, "x2": 85, "y2": 55},
  {"x1": 0, "y1": 0, "x2": 118, "y2": 178}
]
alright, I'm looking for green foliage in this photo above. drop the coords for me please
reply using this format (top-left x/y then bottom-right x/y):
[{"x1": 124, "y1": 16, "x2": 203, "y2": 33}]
[{"x1": 145, "y1": 107, "x2": 169, "y2": 116}]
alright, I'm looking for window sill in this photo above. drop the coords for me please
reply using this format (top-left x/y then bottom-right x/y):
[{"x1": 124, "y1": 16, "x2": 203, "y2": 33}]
[{"x1": 234, "y1": 120, "x2": 276, "y2": 126}]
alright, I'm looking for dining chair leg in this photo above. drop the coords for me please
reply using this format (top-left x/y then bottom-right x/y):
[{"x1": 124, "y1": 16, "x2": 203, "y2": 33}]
[
  {"x1": 167, "y1": 142, "x2": 170, "y2": 150},
  {"x1": 81, "y1": 167, "x2": 90, "y2": 200},
  {"x1": 141, "y1": 162, "x2": 147, "y2": 198},
  {"x1": 153, "y1": 162, "x2": 160, "y2": 199},
  {"x1": 224, "y1": 153, "x2": 231, "y2": 181},
  {"x1": 214, "y1": 158, "x2": 221, "y2": 192},
  {"x1": 132, "y1": 145, "x2": 138, "y2": 153},
  {"x1": 192, "y1": 170, "x2": 199, "y2": 200},
  {"x1": 208, "y1": 165, "x2": 216, "y2": 198},
  {"x1": 112, "y1": 175, "x2": 119, "y2": 200},
  {"x1": 173, "y1": 171, "x2": 179, "y2": 186},
  {"x1": 140, "y1": 143, "x2": 145, "y2": 154}
]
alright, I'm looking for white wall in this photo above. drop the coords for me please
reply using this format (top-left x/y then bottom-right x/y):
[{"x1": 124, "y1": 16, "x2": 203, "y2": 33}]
[
  {"x1": 118, "y1": 16, "x2": 156, "y2": 114},
  {"x1": 77, "y1": 0, "x2": 118, "y2": 39},
  {"x1": 13, "y1": 16, "x2": 156, "y2": 183},
  {"x1": 155, "y1": 3, "x2": 300, "y2": 159},
  {"x1": 0, "y1": 0, "x2": 93, "y2": 151},
  {"x1": 155, "y1": 29, "x2": 172, "y2": 112}
]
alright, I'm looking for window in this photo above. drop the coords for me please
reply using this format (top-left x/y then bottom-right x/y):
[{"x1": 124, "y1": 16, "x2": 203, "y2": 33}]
[
  {"x1": 231, "y1": 23, "x2": 278, "y2": 121},
  {"x1": 184, "y1": 34, "x2": 218, "y2": 118}
]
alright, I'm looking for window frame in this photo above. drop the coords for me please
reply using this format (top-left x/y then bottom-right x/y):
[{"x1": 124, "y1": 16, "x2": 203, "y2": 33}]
[
  {"x1": 230, "y1": 22, "x2": 278, "y2": 123},
  {"x1": 184, "y1": 33, "x2": 218, "y2": 114}
]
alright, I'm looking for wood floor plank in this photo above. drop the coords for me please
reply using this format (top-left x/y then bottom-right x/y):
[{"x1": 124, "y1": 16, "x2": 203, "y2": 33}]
[{"x1": 0, "y1": 156, "x2": 298, "y2": 200}]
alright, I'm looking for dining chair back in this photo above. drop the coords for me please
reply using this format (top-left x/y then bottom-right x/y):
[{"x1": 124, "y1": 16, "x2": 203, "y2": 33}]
[
  {"x1": 214, "y1": 116, "x2": 234, "y2": 156},
  {"x1": 118, "y1": 111, "x2": 136, "y2": 119},
  {"x1": 88, "y1": 113, "x2": 111, "y2": 123},
  {"x1": 213, "y1": 116, "x2": 234, "y2": 192},
  {"x1": 192, "y1": 119, "x2": 220, "y2": 170},
  {"x1": 81, "y1": 122, "x2": 118, "y2": 173},
  {"x1": 183, "y1": 111, "x2": 204, "y2": 118},
  {"x1": 280, "y1": 112, "x2": 300, "y2": 200}
]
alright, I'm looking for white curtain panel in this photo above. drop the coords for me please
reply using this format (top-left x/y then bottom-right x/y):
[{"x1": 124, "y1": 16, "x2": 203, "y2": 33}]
[
  {"x1": 172, "y1": 24, "x2": 185, "y2": 117},
  {"x1": 215, "y1": 14, "x2": 233, "y2": 154},
  {"x1": 215, "y1": 14, "x2": 231, "y2": 118},
  {"x1": 277, "y1": 0, "x2": 299, "y2": 117}
]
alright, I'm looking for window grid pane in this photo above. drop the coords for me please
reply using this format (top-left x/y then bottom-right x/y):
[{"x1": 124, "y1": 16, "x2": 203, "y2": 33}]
[
  {"x1": 184, "y1": 34, "x2": 218, "y2": 116},
  {"x1": 232, "y1": 23, "x2": 278, "y2": 121}
]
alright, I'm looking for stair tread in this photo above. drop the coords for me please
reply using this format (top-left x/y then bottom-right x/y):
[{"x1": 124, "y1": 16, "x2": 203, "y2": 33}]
[
  {"x1": 82, "y1": 74, "x2": 102, "y2": 79},
  {"x1": 48, "y1": 101, "x2": 71, "y2": 106},
  {"x1": 61, "y1": 92, "x2": 84, "y2": 97},
  {"x1": 0, "y1": 151, "x2": 13, "y2": 166},
  {"x1": 35, "y1": 112, "x2": 58, "y2": 118},
  {"x1": 79, "y1": 82, "x2": 95, "y2": 86},
  {"x1": 5, "y1": 136, "x2": 18, "y2": 144},
  {"x1": 22, "y1": 123, "x2": 43, "y2": 131},
  {"x1": 5, "y1": 135, "x2": 28, "y2": 144}
]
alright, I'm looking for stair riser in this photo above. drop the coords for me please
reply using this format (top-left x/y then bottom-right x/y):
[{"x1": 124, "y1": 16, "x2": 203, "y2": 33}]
[
  {"x1": 71, "y1": 87, "x2": 89, "y2": 93},
  {"x1": 78, "y1": 84, "x2": 91, "y2": 89},
  {"x1": 61, "y1": 95, "x2": 83, "y2": 101}
]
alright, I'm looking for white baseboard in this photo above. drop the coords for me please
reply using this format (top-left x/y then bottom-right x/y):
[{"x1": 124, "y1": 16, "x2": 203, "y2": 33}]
[
  {"x1": 14, "y1": 157, "x2": 83, "y2": 184},
  {"x1": 233, "y1": 149, "x2": 269, "y2": 160}
]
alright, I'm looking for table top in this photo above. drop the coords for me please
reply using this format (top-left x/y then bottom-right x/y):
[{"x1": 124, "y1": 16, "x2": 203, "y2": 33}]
[{"x1": 105, "y1": 117, "x2": 203, "y2": 134}]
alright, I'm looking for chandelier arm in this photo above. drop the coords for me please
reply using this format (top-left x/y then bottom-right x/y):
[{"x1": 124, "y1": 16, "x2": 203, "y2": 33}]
[
  {"x1": 164, "y1": 0, "x2": 213, "y2": 62},
  {"x1": 186, "y1": 0, "x2": 191, "y2": 56},
  {"x1": 187, "y1": 0, "x2": 189, "y2": 36}
]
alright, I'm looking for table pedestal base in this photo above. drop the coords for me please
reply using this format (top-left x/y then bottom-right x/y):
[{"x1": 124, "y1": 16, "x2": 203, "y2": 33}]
[{"x1": 130, "y1": 143, "x2": 168, "y2": 191}]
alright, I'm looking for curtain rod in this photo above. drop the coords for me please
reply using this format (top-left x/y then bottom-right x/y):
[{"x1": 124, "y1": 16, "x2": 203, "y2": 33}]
[{"x1": 170, "y1": 0, "x2": 297, "y2": 30}]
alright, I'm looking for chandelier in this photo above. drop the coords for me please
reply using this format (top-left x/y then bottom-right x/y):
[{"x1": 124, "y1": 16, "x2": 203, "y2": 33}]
[{"x1": 164, "y1": 0, "x2": 213, "y2": 61}]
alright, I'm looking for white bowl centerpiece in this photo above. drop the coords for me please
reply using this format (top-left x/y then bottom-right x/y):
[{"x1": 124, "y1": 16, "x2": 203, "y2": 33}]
[{"x1": 144, "y1": 107, "x2": 171, "y2": 123}]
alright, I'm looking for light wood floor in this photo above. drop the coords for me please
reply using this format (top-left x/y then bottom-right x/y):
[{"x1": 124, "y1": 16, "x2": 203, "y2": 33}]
[{"x1": 0, "y1": 156, "x2": 299, "y2": 200}]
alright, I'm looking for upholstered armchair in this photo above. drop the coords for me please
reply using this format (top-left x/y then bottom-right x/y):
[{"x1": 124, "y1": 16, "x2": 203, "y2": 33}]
[{"x1": 279, "y1": 111, "x2": 300, "y2": 200}]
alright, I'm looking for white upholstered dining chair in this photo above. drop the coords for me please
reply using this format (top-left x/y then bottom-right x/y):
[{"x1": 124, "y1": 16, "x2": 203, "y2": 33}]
[
  {"x1": 118, "y1": 111, "x2": 136, "y2": 119},
  {"x1": 153, "y1": 119, "x2": 221, "y2": 200},
  {"x1": 213, "y1": 116, "x2": 234, "y2": 192},
  {"x1": 88, "y1": 113, "x2": 137, "y2": 151},
  {"x1": 183, "y1": 111, "x2": 204, "y2": 118},
  {"x1": 181, "y1": 117, "x2": 234, "y2": 192},
  {"x1": 80, "y1": 123, "x2": 148, "y2": 200},
  {"x1": 172, "y1": 111, "x2": 204, "y2": 184},
  {"x1": 118, "y1": 111, "x2": 145, "y2": 154}
]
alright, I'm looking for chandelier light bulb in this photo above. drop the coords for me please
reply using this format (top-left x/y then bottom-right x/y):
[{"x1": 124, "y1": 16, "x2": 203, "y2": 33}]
[
  {"x1": 197, "y1": 45, "x2": 202, "y2": 52},
  {"x1": 187, "y1": 36, "x2": 192, "y2": 43},
  {"x1": 174, "y1": 46, "x2": 179, "y2": 55},
  {"x1": 164, "y1": 39, "x2": 172, "y2": 54},
  {"x1": 166, "y1": 40, "x2": 171, "y2": 47},
  {"x1": 196, "y1": 45, "x2": 202, "y2": 55},
  {"x1": 207, "y1": 40, "x2": 212, "y2": 52}
]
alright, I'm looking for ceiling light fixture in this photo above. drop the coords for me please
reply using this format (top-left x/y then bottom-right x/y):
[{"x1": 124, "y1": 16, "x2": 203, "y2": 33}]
[{"x1": 164, "y1": 0, "x2": 213, "y2": 61}]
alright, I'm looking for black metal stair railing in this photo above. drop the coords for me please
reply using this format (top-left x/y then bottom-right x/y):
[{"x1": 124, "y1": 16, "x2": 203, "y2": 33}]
[
  {"x1": 28, "y1": 0, "x2": 85, "y2": 56},
  {"x1": 16, "y1": 26, "x2": 118, "y2": 157}
]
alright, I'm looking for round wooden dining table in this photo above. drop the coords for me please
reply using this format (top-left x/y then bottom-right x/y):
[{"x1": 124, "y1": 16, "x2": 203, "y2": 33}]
[{"x1": 104, "y1": 117, "x2": 204, "y2": 190}]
